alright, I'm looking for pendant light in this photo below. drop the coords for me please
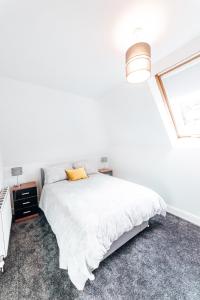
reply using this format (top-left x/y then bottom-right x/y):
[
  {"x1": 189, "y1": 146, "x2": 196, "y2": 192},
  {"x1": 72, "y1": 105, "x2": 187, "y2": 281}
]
[{"x1": 125, "y1": 29, "x2": 151, "y2": 83}]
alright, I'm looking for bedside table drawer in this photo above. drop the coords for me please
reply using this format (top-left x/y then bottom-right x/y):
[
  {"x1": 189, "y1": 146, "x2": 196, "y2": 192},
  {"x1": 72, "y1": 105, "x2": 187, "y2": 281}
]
[
  {"x1": 15, "y1": 205, "x2": 39, "y2": 220},
  {"x1": 14, "y1": 187, "x2": 37, "y2": 200},
  {"x1": 14, "y1": 196, "x2": 38, "y2": 210}
]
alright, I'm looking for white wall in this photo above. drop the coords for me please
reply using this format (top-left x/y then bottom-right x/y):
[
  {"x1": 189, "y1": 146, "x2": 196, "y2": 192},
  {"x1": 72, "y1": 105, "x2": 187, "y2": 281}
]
[
  {"x1": 100, "y1": 81, "x2": 200, "y2": 224},
  {"x1": 0, "y1": 77, "x2": 108, "y2": 189},
  {"x1": 0, "y1": 147, "x2": 3, "y2": 191}
]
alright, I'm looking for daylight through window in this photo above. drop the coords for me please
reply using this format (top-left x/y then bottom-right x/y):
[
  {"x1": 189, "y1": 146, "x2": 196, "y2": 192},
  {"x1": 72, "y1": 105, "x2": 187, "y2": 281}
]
[{"x1": 156, "y1": 53, "x2": 200, "y2": 138}]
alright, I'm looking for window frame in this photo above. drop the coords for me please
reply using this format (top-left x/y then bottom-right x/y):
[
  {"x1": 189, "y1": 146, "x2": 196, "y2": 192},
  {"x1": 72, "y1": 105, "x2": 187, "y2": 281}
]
[{"x1": 155, "y1": 52, "x2": 200, "y2": 139}]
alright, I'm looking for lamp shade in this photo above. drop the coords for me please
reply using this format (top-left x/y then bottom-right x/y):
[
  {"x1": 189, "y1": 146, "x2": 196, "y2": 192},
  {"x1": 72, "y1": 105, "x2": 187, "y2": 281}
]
[
  {"x1": 11, "y1": 167, "x2": 23, "y2": 177},
  {"x1": 101, "y1": 157, "x2": 108, "y2": 163},
  {"x1": 126, "y1": 42, "x2": 151, "y2": 83}
]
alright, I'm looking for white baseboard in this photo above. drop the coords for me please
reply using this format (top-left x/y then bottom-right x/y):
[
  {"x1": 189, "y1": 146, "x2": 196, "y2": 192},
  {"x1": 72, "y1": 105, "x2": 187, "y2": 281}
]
[{"x1": 167, "y1": 205, "x2": 200, "y2": 227}]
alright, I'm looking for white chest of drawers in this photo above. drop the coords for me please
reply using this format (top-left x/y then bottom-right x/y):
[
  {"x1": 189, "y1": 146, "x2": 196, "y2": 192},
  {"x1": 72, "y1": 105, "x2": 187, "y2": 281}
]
[{"x1": 0, "y1": 187, "x2": 12, "y2": 259}]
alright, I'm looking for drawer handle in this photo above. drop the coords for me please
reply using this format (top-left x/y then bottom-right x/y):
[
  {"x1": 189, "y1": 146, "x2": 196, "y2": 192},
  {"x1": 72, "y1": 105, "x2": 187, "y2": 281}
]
[
  {"x1": 23, "y1": 210, "x2": 31, "y2": 214},
  {"x1": 21, "y1": 192, "x2": 30, "y2": 196},
  {"x1": 22, "y1": 201, "x2": 30, "y2": 205}
]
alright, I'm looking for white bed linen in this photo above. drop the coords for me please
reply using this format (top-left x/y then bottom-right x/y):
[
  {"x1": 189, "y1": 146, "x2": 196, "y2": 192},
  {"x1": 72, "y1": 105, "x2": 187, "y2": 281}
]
[{"x1": 39, "y1": 173, "x2": 166, "y2": 290}]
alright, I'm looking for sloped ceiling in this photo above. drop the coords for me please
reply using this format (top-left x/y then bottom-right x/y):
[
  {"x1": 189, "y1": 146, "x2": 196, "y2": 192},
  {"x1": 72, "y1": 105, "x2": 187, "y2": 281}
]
[{"x1": 0, "y1": 0, "x2": 199, "y2": 97}]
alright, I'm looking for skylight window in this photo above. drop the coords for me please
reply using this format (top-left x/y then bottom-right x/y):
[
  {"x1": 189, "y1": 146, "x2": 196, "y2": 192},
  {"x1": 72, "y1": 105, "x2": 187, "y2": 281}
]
[{"x1": 156, "y1": 53, "x2": 200, "y2": 138}]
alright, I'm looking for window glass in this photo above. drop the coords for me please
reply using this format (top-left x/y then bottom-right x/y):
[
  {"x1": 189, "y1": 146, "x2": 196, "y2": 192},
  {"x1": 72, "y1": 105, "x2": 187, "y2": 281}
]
[{"x1": 157, "y1": 54, "x2": 200, "y2": 138}]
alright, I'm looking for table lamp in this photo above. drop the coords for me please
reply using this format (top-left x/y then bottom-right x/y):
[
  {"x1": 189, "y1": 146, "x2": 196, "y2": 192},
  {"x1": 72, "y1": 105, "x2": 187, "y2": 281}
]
[
  {"x1": 11, "y1": 167, "x2": 23, "y2": 187},
  {"x1": 100, "y1": 157, "x2": 108, "y2": 169}
]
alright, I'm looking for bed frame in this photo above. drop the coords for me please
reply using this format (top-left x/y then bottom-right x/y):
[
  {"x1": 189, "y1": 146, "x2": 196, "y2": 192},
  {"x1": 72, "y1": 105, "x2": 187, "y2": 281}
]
[
  {"x1": 103, "y1": 221, "x2": 148, "y2": 260},
  {"x1": 40, "y1": 168, "x2": 149, "y2": 261},
  {"x1": 41, "y1": 168, "x2": 45, "y2": 188}
]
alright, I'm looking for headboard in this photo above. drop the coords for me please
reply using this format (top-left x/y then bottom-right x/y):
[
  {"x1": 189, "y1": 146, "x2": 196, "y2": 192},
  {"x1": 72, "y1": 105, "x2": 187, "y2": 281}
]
[{"x1": 41, "y1": 168, "x2": 45, "y2": 188}]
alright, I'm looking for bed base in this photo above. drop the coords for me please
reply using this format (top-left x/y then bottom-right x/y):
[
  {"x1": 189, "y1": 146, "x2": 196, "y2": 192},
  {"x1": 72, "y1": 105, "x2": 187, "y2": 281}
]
[{"x1": 103, "y1": 221, "x2": 148, "y2": 260}]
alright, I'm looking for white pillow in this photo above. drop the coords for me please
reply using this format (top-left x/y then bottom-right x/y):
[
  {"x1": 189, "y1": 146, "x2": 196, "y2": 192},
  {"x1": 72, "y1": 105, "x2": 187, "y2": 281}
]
[
  {"x1": 72, "y1": 160, "x2": 97, "y2": 175},
  {"x1": 44, "y1": 162, "x2": 72, "y2": 184}
]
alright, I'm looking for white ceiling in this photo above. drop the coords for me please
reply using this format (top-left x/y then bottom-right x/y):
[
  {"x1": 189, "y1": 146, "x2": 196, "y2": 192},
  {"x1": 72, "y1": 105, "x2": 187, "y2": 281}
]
[{"x1": 0, "y1": 0, "x2": 199, "y2": 97}]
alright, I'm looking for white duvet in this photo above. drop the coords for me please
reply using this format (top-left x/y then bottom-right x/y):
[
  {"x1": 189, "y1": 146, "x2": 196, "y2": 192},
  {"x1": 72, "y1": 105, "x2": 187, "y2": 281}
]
[{"x1": 39, "y1": 173, "x2": 166, "y2": 290}]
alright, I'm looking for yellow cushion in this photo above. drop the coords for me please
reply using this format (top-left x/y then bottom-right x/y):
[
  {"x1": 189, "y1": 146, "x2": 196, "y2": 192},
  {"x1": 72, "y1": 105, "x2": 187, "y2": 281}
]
[{"x1": 66, "y1": 167, "x2": 88, "y2": 181}]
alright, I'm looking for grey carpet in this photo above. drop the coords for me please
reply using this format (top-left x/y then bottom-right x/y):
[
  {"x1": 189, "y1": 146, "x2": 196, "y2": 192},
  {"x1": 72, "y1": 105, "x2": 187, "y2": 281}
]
[{"x1": 0, "y1": 212, "x2": 200, "y2": 300}]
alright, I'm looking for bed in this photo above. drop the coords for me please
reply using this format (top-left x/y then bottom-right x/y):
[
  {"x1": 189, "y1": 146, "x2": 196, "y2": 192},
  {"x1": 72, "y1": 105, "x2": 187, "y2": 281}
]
[{"x1": 39, "y1": 171, "x2": 166, "y2": 290}]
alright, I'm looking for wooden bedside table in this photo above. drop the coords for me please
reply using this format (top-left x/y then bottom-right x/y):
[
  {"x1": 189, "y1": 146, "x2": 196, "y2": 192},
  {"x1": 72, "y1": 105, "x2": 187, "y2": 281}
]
[
  {"x1": 12, "y1": 181, "x2": 39, "y2": 223},
  {"x1": 98, "y1": 168, "x2": 113, "y2": 176}
]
